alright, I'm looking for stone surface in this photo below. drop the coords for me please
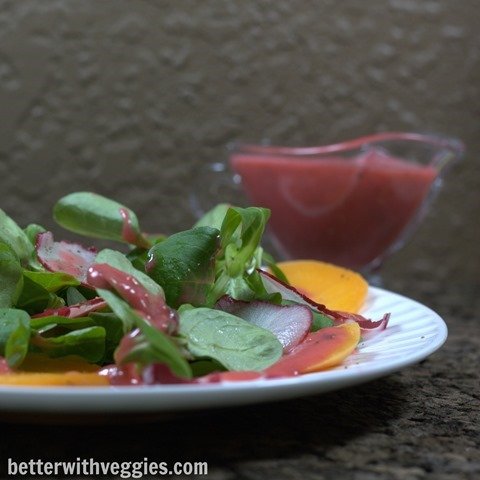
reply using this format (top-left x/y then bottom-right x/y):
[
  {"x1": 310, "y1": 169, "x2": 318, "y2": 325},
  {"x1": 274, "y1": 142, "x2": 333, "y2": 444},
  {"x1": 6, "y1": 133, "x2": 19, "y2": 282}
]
[
  {"x1": 0, "y1": 0, "x2": 478, "y2": 293},
  {"x1": 0, "y1": 1, "x2": 479, "y2": 478}
]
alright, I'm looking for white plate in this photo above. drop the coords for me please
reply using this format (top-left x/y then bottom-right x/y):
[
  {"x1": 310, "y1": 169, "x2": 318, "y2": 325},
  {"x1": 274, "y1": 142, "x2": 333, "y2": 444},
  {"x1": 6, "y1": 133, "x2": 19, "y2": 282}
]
[{"x1": 0, "y1": 287, "x2": 447, "y2": 414}]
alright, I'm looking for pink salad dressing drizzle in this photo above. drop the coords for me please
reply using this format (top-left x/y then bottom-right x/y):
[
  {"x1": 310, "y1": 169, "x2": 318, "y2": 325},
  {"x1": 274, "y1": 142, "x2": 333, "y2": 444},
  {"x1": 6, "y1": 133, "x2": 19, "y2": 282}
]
[
  {"x1": 99, "y1": 363, "x2": 142, "y2": 386},
  {"x1": 88, "y1": 263, "x2": 181, "y2": 385},
  {"x1": 87, "y1": 263, "x2": 178, "y2": 334},
  {"x1": 119, "y1": 208, "x2": 150, "y2": 248},
  {"x1": 0, "y1": 357, "x2": 11, "y2": 374},
  {"x1": 114, "y1": 328, "x2": 141, "y2": 364}
]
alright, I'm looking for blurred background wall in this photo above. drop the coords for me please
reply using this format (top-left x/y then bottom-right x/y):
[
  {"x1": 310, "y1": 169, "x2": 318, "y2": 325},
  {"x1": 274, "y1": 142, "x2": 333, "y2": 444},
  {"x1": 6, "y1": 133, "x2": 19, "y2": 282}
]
[{"x1": 0, "y1": 0, "x2": 478, "y2": 305}]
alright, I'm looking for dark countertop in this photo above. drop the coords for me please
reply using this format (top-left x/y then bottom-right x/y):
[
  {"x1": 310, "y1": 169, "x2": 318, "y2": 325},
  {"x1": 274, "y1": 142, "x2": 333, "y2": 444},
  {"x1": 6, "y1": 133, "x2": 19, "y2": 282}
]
[{"x1": 0, "y1": 279, "x2": 478, "y2": 480}]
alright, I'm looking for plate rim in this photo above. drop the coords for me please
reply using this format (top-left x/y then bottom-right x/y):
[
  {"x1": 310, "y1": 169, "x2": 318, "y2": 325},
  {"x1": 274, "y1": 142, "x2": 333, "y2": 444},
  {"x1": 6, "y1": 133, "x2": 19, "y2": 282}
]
[{"x1": 0, "y1": 286, "x2": 448, "y2": 413}]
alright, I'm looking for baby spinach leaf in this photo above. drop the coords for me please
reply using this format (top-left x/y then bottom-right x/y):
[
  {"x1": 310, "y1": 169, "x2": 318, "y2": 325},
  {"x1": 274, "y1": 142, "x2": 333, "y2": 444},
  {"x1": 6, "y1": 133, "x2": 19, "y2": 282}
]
[
  {"x1": 31, "y1": 312, "x2": 127, "y2": 362},
  {"x1": 88, "y1": 312, "x2": 125, "y2": 362},
  {"x1": 23, "y1": 223, "x2": 46, "y2": 245},
  {"x1": 0, "y1": 308, "x2": 30, "y2": 367},
  {"x1": 53, "y1": 192, "x2": 150, "y2": 247},
  {"x1": 179, "y1": 307, "x2": 282, "y2": 371},
  {"x1": 23, "y1": 270, "x2": 80, "y2": 293},
  {"x1": 147, "y1": 226, "x2": 220, "y2": 308},
  {"x1": 33, "y1": 326, "x2": 106, "y2": 363},
  {"x1": 30, "y1": 315, "x2": 95, "y2": 332},
  {"x1": 93, "y1": 288, "x2": 136, "y2": 333},
  {"x1": 96, "y1": 249, "x2": 163, "y2": 297},
  {"x1": 127, "y1": 235, "x2": 166, "y2": 271},
  {"x1": 311, "y1": 310, "x2": 334, "y2": 331},
  {"x1": 190, "y1": 359, "x2": 226, "y2": 377},
  {"x1": 23, "y1": 223, "x2": 48, "y2": 271},
  {"x1": 16, "y1": 275, "x2": 64, "y2": 314},
  {"x1": 0, "y1": 209, "x2": 34, "y2": 265},
  {"x1": 194, "y1": 203, "x2": 230, "y2": 230},
  {"x1": 0, "y1": 243, "x2": 23, "y2": 308},
  {"x1": 66, "y1": 287, "x2": 87, "y2": 306}
]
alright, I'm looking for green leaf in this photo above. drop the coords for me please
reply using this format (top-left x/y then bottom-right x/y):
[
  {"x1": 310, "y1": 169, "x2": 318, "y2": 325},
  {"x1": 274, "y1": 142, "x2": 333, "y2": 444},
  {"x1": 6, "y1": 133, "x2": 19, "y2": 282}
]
[
  {"x1": 179, "y1": 307, "x2": 282, "y2": 371},
  {"x1": 311, "y1": 311, "x2": 334, "y2": 331},
  {"x1": 23, "y1": 270, "x2": 80, "y2": 293},
  {"x1": 0, "y1": 308, "x2": 30, "y2": 368},
  {"x1": 94, "y1": 288, "x2": 136, "y2": 333},
  {"x1": 16, "y1": 275, "x2": 64, "y2": 314},
  {"x1": 21, "y1": 223, "x2": 47, "y2": 271},
  {"x1": 30, "y1": 315, "x2": 95, "y2": 332},
  {"x1": 96, "y1": 248, "x2": 163, "y2": 297},
  {"x1": 0, "y1": 243, "x2": 23, "y2": 308},
  {"x1": 30, "y1": 312, "x2": 129, "y2": 363},
  {"x1": 147, "y1": 226, "x2": 220, "y2": 308},
  {"x1": 88, "y1": 312, "x2": 126, "y2": 362},
  {"x1": 262, "y1": 251, "x2": 289, "y2": 284},
  {"x1": 33, "y1": 326, "x2": 106, "y2": 363},
  {"x1": 120, "y1": 315, "x2": 193, "y2": 379},
  {"x1": 194, "y1": 203, "x2": 230, "y2": 229},
  {"x1": 190, "y1": 359, "x2": 226, "y2": 377},
  {"x1": 207, "y1": 206, "x2": 271, "y2": 304},
  {"x1": 221, "y1": 207, "x2": 269, "y2": 277},
  {"x1": 53, "y1": 192, "x2": 150, "y2": 247},
  {"x1": 97, "y1": 290, "x2": 191, "y2": 377},
  {"x1": 23, "y1": 223, "x2": 46, "y2": 245},
  {"x1": 66, "y1": 287, "x2": 87, "y2": 306},
  {"x1": 127, "y1": 235, "x2": 167, "y2": 271},
  {"x1": 0, "y1": 209, "x2": 34, "y2": 265}
]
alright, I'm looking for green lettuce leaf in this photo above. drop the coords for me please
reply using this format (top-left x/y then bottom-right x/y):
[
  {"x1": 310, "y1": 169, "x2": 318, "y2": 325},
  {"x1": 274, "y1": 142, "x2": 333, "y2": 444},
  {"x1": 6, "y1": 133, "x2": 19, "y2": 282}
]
[
  {"x1": 53, "y1": 192, "x2": 150, "y2": 247},
  {"x1": 0, "y1": 308, "x2": 30, "y2": 367},
  {"x1": 0, "y1": 243, "x2": 23, "y2": 308},
  {"x1": 32, "y1": 326, "x2": 106, "y2": 363},
  {"x1": 0, "y1": 209, "x2": 34, "y2": 265},
  {"x1": 147, "y1": 226, "x2": 220, "y2": 308},
  {"x1": 179, "y1": 307, "x2": 282, "y2": 371}
]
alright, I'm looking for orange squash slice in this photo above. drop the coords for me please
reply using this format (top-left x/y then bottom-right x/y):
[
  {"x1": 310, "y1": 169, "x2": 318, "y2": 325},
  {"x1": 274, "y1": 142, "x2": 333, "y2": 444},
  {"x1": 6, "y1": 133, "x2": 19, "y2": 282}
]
[{"x1": 277, "y1": 260, "x2": 368, "y2": 312}]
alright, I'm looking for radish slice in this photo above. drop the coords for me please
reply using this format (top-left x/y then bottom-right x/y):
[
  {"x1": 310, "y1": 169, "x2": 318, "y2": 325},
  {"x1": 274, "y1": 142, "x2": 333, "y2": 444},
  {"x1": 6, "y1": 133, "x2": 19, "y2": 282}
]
[
  {"x1": 36, "y1": 231, "x2": 97, "y2": 283},
  {"x1": 31, "y1": 297, "x2": 107, "y2": 319},
  {"x1": 258, "y1": 269, "x2": 390, "y2": 333},
  {"x1": 216, "y1": 296, "x2": 312, "y2": 352}
]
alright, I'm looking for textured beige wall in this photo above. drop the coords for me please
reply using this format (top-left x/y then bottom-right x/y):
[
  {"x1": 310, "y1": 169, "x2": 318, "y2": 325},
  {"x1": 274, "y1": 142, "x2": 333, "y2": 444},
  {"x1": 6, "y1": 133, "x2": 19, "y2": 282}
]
[{"x1": 0, "y1": 0, "x2": 478, "y2": 298}]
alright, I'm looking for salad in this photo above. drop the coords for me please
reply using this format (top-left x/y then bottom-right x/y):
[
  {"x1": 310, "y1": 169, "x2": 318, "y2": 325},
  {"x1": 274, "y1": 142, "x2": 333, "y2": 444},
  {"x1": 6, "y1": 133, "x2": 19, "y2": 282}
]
[{"x1": 0, "y1": 192, "x2": 389, "y2": 386}]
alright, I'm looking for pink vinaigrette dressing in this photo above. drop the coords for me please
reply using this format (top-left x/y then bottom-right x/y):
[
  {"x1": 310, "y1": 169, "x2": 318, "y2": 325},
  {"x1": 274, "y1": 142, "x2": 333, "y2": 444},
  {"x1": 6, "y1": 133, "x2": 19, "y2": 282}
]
[
  {"x1": 87, "y1": 263, "x2": 178, "y2": 334},
  {"x1": 231, "y1": 146, "x2": 438, "y2": 270}
]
